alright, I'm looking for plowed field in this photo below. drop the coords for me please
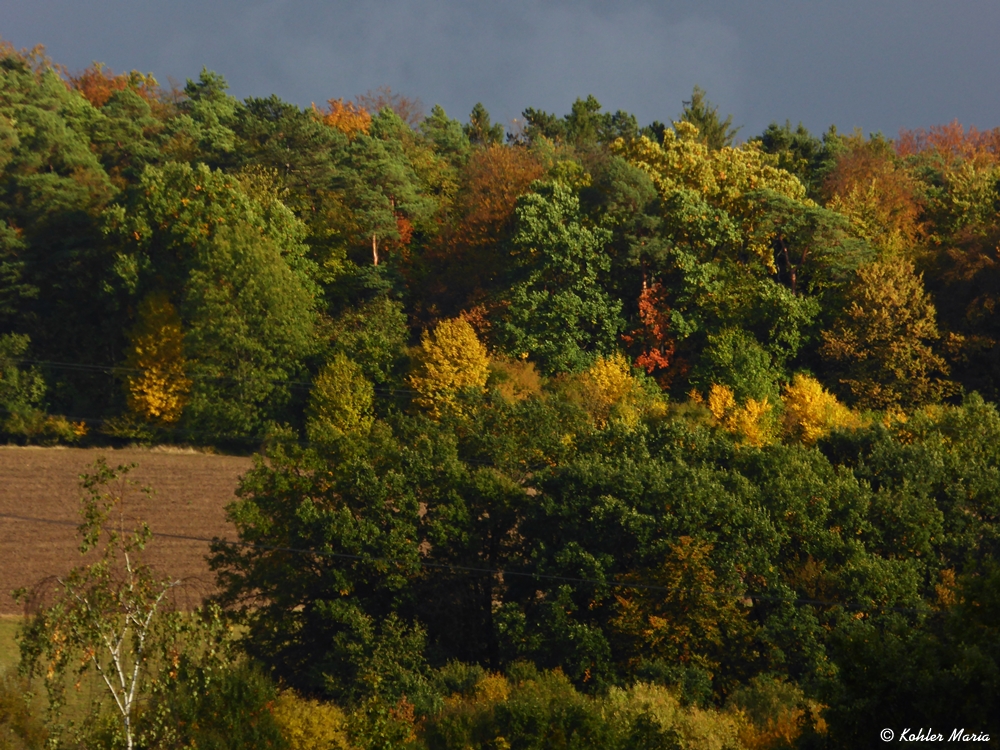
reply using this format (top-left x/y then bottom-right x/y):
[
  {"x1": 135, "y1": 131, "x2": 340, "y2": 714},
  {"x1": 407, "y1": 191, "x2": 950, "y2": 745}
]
[{"x1": 0, "y1": 446, "x2": 253, "y2": 614}]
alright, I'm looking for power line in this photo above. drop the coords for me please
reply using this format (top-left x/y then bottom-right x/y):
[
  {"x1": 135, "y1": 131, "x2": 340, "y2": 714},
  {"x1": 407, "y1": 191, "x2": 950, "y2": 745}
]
[
  {"x1": 11, "y1": 357, "x2": 424, "y2": 395},
  {"x1": 0, "y1": 511, "x2": 929, "y2": 615}
]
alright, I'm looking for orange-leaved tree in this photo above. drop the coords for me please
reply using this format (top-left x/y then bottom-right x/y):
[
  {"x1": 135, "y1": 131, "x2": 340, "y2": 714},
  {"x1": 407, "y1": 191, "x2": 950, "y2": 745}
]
[
  {"x1": 621, "y1": 280, "x2": 677, "y2": 387},
  {"x1": 823, "y1": 134, "x2": 924, "y2": 256},
  {"x1": 68, "y1": 62, "x2": 159, "y2": 108},
  {"x1": 420, "y1": 144, "x2": 544, "y2": 315},
  {"x1": 897, "y1": 119, "x2": 1000, "y2": 165},
  {"x1": 316, "y1": 98, "x2": 371, "y2": 139}
]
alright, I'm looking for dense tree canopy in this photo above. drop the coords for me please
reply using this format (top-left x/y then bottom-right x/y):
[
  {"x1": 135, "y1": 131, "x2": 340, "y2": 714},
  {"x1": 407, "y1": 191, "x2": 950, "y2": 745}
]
[{"x1": 5, "y1": 39, "x2": 1000, "y2": 748}]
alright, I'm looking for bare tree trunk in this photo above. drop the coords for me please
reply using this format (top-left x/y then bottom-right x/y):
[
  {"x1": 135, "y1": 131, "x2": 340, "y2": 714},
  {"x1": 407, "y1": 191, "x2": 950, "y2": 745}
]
[{"x1": 372, "y1": 233, "x2": 379, "y2": 266}]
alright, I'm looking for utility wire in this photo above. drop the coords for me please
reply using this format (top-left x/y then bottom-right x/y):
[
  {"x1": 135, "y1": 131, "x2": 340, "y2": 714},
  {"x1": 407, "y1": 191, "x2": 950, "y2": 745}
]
[
  {"x1": 0, "y1": 511, "x2": 930, "y2": 615},
  {"x1": 11, "y1": 358, "x2": 423, "y2": 395}
]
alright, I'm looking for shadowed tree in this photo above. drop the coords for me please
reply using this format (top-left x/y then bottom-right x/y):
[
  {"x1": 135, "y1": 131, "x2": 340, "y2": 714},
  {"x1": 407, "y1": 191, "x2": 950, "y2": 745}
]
[{"x1": 464, "y1": 102, "x2": 504, "y2": 147}]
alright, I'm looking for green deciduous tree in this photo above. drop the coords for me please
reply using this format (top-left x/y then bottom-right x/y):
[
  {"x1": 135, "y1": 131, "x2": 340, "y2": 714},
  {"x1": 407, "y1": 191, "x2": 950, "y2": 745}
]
[
  {"x1": 209, "y1": 436, "x2": 428, "y2": 703},
  {"x1": 494, "y1": 181, "x2": 623, "y2": 374},
  {"x1": 106, "y1": 161, "x2": 318, "y2": 439},
  {"x1": 327, "y1": 295, "x2": 410, "y2": 388}
]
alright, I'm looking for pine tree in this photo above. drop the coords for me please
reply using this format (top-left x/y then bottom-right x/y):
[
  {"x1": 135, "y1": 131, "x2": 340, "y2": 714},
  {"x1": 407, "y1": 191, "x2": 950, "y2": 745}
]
[{"x1": 680, "y1": 86, "x2": 740, "y2": 150}]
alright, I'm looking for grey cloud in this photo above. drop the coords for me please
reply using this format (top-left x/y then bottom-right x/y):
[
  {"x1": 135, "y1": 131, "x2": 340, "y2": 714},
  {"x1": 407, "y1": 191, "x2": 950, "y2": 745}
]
[{"x1": 5, "y1": 0, "x2": 1000, "y2": 138}]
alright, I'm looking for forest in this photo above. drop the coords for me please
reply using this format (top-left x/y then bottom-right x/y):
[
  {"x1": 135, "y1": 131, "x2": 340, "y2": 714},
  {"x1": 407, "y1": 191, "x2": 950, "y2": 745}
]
[{"x1": 1, "y1": 39, "x2": 999, "y2": 748}]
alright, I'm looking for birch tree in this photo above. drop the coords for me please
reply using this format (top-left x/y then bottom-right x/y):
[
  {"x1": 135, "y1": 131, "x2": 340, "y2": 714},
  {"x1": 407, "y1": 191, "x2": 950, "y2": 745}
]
[{"x1": 17, "y1": 459, "x2": 180, "y2": 749}]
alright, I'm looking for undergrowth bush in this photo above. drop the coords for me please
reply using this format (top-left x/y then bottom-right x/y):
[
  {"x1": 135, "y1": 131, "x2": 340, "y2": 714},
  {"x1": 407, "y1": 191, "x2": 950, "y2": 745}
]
[
  {"x1": 420, "y1": 665, "x2": 748, "y2": 750},
  {"x1": 0, "y1": 670, "x2": 46, "y2": 750},
  {"x1": 272, "y1": 690, "x2": 352, "y2": 750},
  {"x1": 146, "y1": 659, "x2": 287, "y2": 750}
]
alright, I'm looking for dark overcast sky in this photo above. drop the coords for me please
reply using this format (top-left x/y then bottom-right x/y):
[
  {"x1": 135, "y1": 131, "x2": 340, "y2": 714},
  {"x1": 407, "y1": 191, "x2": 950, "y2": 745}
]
[{"x1": 5, "y1": 1, "x2": 1000, "y2": 139}]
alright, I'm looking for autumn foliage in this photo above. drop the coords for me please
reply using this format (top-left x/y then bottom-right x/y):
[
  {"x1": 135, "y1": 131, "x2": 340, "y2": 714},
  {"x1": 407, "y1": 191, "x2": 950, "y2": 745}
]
[
  {"x1": 124, "y1": 292, "x2": 191, "y2": 426},
  {"x1": 622, "y1": 280, "x2": 676, "y2": 384},
  {"x1": 823, "y1": 136, "x2": 924, "y2": 255},
  {"x1": 409, "y1": 317, "x2": 491, "y2": 417},
  {"x1": 306, "y1": 354, "x2": 375, "y2": 443},
  {"x1": 6, "y1": 42, "x2": 1000, "y2": 747},
  {"x1": 68, "y1": 62, "x2": 159, "y2": 108},
  {"x1": 781, "y1": 373, "x2": 859, "y2": 445},
  {"x1": 820, "y1": 260, "x2": 954, "y2": 408},
  {"x1": 897, "y1": 119, "x2": 1000, "y2": 164},
  {"x1": 317, "y1": 98, "x2": 372, "y2": 138},
  {"x1": 706, "y1": 383, "x2": 777, "y2": 448},
  {"x1": 612, "y1": 536, "x2": 749, "y2": 674}
]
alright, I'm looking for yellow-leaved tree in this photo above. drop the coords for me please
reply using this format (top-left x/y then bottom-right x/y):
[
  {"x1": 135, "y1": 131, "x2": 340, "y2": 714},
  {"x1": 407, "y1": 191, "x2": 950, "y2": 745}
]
[
  {"x1": 567, "y1": 353, "x2": 666, "y2": 428},
  {"x1": 125, "y1": 291, "x2": 191, "y2": 425},
  {"x1": 781, "y1": 373, "x2": 860, "y2": 446},
  {"x1": 819, "y1": 259, "x2": 955, "y2": 409},
  {"x1": 612, "y1": 122, "x2": 810, "y2": 271},
  {"x1": 490, "y1": 357, "x2": 544, "y2": 403},
  {"x1": 409, "y1": 318, "x2": 490, "y2": 418},
  {"x1": 611, "y1": 536, "x2": 750, "y2": 675},
  {"x1": 306, "y1": 354, "x2": 375, "y2": 444},
  {"x1": 706, "y1": 383, "x2": 776, "y2": 448},
  {"x1": 271, "y1": 690, "x2": 352, "y2": 750}
]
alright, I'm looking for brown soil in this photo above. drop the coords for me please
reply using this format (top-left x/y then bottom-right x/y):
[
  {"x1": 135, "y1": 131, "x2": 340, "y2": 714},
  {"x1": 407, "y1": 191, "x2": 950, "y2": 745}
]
[{"x1": 0, "y1": 446, "x2": 253, "y2": 615}]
